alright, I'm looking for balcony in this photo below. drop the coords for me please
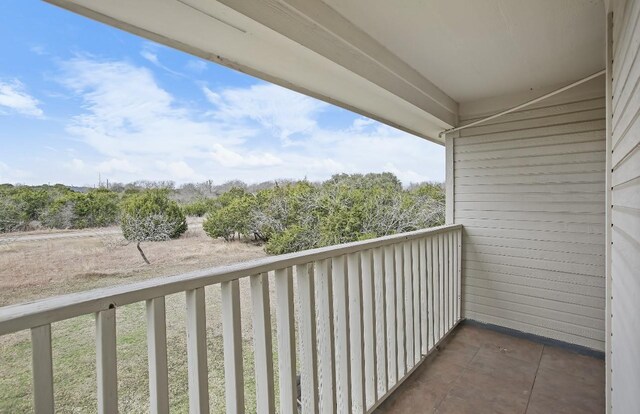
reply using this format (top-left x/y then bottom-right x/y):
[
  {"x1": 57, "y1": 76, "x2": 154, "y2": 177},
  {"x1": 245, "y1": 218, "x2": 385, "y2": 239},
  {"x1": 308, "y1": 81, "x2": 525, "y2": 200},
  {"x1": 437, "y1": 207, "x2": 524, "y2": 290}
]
[
  {"x1": 375, "y1": 323, "x2": 604, "y2": 414},
  {"x1": 5, "y1": 0, "x2": 637, "y2": 411},
  {"x1": 0, "y1": 222, "x2": 608, "y2": 413},
  {"x1": 0, "y1": 225, "x2": 464, "y2": 413}
]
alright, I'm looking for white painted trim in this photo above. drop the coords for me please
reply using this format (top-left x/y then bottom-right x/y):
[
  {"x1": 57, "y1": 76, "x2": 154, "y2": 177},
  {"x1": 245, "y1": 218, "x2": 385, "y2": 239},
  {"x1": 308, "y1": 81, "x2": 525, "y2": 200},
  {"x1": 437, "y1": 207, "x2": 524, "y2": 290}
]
[
  {"x1": 185, "y1": 288, "x2": 209, "y2": 414},
  {"x1": 604, "y1": 10, "x2": 613, "y2": 414},
  {"x1": 296, "y1": 264, "x2": 319, "y2": 414},
  {"x1": 445, "y1": 132, "x2": 456, "y2": 224},
  {"x1": 360, "y1": 250, "x2": 377, "y2": 410},
  {"x1": 441, "y1": 70, "x2": 604, "y2": 137},
  {"x1": 347, "y1": 252, "x2": 366, "y2": 413},
  {"x1": 96, "y1": 309, "x2": 117, "y2": 414},
  {"x1": 45, "y1": 0, "x2": 454, "y2": 143},
  {"x1": 315, "y1": 259, "x2": 336, "y2": 413},
  {"x1": 221, "y1": 280, "x2": 245, "y2": 414},
  {"x1": 0, "y1": 225, "x2": 461, "y2": 336},
  {"x1": 275, "y1": 268, "x2": 298, "y2": 414},
  {"x1": 213, "y1": 0, "x2": 458, "y2": 125},
  {"x1": 146, "y1": 297, "x2": 169, "y2": 414},
  {"x1": 31, "y1": 324, "x2": 54, "y2": 414},
  {"x1": 250, "y1": 273, "x2": 275, "y2": 414},
  {"x1": 332, "y1": 255, "x2": 352, "y2": 412}
]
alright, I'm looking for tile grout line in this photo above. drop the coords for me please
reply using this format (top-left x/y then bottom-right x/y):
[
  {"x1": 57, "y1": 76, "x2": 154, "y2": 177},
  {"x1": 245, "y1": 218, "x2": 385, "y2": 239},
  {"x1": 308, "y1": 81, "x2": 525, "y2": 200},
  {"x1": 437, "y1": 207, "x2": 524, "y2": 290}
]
[
  {"x1": 432, "y1": 340, "x2": 482, "y2": 413},
  {"x1": 524, "y1": 344, "x2": 545, "y2": 414}
]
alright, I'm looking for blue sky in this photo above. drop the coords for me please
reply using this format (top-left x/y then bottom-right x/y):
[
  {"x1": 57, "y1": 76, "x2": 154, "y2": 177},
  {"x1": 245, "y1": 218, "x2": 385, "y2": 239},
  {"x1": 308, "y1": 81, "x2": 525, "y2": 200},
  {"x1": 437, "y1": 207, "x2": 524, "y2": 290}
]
[{"x1": 0, "y1": 0, "x2": 444, "y2": 186}]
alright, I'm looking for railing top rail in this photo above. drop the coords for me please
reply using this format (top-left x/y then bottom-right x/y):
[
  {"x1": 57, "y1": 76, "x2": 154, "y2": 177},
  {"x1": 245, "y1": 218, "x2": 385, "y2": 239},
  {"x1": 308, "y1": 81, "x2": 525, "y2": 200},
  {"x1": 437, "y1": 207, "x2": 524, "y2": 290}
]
[{"x1": 0, "y1": 224, "x2": 461, "y2": 336}]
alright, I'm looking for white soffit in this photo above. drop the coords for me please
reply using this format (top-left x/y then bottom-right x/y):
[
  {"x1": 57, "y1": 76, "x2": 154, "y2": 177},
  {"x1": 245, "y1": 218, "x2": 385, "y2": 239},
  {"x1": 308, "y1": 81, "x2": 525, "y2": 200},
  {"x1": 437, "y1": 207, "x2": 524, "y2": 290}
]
[
  {"x1": 324, "y1": 0, "x2": 606, "y2": 103},
  {"x1": 45, "y1": 0, "x2": 456, "y2": 144},
  {"x1": 45, "y1": 0, "x2": 605, "y2": 143}
]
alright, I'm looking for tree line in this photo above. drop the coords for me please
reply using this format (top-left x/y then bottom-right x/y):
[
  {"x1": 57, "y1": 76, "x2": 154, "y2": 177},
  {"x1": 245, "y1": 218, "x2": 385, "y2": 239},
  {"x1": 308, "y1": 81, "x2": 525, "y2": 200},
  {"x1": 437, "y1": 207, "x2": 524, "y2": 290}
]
[
  {"x1": 201, "y1": 173, "x2": 444, "y2": 254},
  {"x1": 0, "y1": 173, "x2": 444, "y2": 256}
]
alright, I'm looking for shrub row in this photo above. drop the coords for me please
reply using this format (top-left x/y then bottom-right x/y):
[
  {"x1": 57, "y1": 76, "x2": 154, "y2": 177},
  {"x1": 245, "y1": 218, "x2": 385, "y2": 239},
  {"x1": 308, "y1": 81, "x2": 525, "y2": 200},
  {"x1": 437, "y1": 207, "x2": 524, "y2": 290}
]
[
  {"x1": 1, "y1": 173, "x2": 444, "y2": 256},
  {"x1": 202, "y1": 173, "x2": 445, "y2": 254}
]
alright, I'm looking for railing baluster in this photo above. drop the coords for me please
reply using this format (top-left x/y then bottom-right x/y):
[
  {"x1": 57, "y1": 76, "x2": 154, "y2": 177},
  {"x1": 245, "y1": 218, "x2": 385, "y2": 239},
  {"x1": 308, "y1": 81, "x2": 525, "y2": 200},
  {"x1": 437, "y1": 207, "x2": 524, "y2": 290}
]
[
  {"x1": 186, "y1": 288, "x2": 209, "y2": 414},
  {"x1": 426, "y1": 237, "x2": 434, "y2": 351},
  {"x1": 332, "y1": 255, "x2": 351, "y2": 413},
  {"x1": 146, "y1": 297, "x2": 169, "y2": 414},
  {"x1": 96, "y1": 308, "x2": 117, "y2": 414},
  {"x1": 297, "y1": 264, "x2": 319, "y2": 414},
  {"x1": 361, "y1": 250, "x2": 377, "y2": 410},
  {"x1": 222, "y1": 280, "x2": 244, "y2": 414},
  {"x1": 347, "y1": 252, "x2": 365, "y2": 413},
  {"x1": 438, "y1": 234, "x2": 445, "y2": 339},
  {"x1": 419, "y1": 238, "x2": 428, "y2": 356},
  {"x1": 403, "y1": 242, "x2": 414, "y2": 370},
  {"x1": 394, "y1": 244, "x2": 405, "y2": 378},
  {"x1": 250, "y1": 273, "x2": 275, "y2": 414},
  {"x1": 450, "y1": 232, "x2": 455, "y2": 329},
  {"x1": 433, "y1": 235, "x2": 440, "y2": 342},
  {"x1": 315, "y1": 259, "x2": 336, "y2": 413},
  {"x1": 3, "y1": 225, "x2": 464, "y2": 414},
  {"x1": 448, "y1": 233, "x2": 457, "y2": 329},
  {"x1": 411, "y1": 240, "x2": 420, "y2": 364},
  {"x1": 31, "y1": 324, "x2": 54, "y2": 414},
  {"x1": 444, "y1": 232, "x2": 450, "y2": 331},
  {"x1": 457, "y1": 229, "x2": 463, "y2": 321},
  {"x1": 373, "y1": 247, "x2": 387, "y2": 397},
  {"x1": 384, "y1": 245, "x2": 397, "y2": 387},
  {"x1": 275, "y1": 268, "x2": 297, "y2": 414}
]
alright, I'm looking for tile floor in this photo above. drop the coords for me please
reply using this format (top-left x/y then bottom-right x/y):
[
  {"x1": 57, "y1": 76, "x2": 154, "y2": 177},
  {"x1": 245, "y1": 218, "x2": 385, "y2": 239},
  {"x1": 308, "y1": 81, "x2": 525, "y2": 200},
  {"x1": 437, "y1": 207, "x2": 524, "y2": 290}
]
[{"x1": 374, "y1": 323, "x2": 605, "y2": 414}]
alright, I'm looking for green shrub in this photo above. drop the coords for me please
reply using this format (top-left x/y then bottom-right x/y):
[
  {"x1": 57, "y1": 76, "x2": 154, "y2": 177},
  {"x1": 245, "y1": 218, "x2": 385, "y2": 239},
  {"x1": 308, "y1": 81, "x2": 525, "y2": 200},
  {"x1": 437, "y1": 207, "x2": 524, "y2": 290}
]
[
  {"x1": 202, "y1": 193, "x2": 256, "y2": 241},
  {"x1": 264, "y1": 225, "x2": 317, "y2": 255},
  {"x1": 182, "y1": 200, "x2": 208, "y2": 217},
  {"x1": 39, "y1": 189, "x2": 121, "y2": 229},
  {"x1": 120, "y1": 189, "x2": 187, "y2": 240},
  {"x1": 0, "y1": 197, "x2": 27, "y2": 232},
  {"x1": 182, "y1": 198, "x2": 218, "y2": 217},
  {"x1": 73, "y1": 189, "x2": 120, "y2": 228}
]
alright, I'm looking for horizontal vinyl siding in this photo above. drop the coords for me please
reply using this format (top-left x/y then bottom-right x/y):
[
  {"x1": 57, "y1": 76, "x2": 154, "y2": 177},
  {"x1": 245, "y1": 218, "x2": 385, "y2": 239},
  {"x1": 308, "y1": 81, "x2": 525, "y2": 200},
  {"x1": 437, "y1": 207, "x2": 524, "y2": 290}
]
[
  {"x1": 611, "y1": 0, "x2": 640, "y2": 412},
  {"x1": 455, "y1": 89, "x2": 606, "y2": 351}
]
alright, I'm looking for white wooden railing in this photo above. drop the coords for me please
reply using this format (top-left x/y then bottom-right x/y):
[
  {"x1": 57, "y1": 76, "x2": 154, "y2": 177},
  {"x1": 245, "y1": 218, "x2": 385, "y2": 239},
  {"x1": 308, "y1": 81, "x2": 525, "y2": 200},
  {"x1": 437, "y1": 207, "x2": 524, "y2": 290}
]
[{"x1": 0, "y1": 224, "x2": 462, "y2": 414}]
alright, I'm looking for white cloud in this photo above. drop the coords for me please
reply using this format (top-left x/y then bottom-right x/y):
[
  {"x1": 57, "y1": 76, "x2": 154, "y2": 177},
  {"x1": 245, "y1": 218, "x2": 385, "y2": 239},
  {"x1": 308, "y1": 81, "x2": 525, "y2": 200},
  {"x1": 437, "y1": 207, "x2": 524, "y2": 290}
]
[
  {"x1": 55, "y1": 57, "x2": 443, "y2": 186},
  {"x1": 98, "y1": 158, "x2": 140, "y2": 174},
  {"x1": 210, "y1": 144, "x2": 283, "y2": 168},
  {"x1": 140, "y1": 44, "x2": 184, "y2": 77},
  {"x1": 140, "y1": 49, "x2": 159, "y2": 65},
  {"x1": 66, "y1": 158, "x2": 86, "y2": 171},
  {"x1": 30, "y1": 45, "x2": 46, "y2": 56},
  {"x1": 60, "y1": 57, "x2": 247, "y2": 158},
  {"x1": 351, "y1": 117, "x2": 376, "y2": 131},
  {"x1": 0, "y1": 79, "x2": 43, "y2": 117},
  {"x1": 166, "y1": 161, "x2": 201, "y2": 180},
  {"x1": 0, "y1": 161, "x2": 31, "y2": 183},
  {"x1": 185, "y1": 59, "x2": 207, "y2": 73},
  {"x1": 204, "y1": 83, "x2": 326, "y2": 144}
]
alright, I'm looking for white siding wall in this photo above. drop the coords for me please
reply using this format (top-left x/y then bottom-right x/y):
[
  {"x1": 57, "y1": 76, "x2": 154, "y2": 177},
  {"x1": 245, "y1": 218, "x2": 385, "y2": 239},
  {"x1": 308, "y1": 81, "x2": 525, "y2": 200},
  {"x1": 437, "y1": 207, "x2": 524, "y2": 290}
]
[
  {"x1": 453, "y1": 79, "x2": 606, "y2": 351},
  {"x1": 610, "y1": 0, "x2": 640, "y2": 412}
]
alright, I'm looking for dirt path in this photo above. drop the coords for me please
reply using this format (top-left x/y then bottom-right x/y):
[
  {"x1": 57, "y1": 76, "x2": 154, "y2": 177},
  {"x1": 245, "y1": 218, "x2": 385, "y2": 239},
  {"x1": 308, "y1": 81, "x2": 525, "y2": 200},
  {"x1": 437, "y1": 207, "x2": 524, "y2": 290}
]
[
  {"x1": 0, "y1": 218, "x2": 261, "y2": 306},
  {"x1": 0, "y1": 218, "x2": 203, "y2": 243}
]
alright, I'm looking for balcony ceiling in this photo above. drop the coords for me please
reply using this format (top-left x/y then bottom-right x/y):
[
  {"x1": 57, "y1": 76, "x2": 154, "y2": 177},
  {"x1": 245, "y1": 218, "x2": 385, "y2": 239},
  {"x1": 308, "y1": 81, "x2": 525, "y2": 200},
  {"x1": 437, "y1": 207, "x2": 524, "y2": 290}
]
[
  {"x1": 46, "y1": 0, "x2": 605, "y2": 143},
  {"x1": 323, "y1": 0, "x2": 605, "y2": 104}
]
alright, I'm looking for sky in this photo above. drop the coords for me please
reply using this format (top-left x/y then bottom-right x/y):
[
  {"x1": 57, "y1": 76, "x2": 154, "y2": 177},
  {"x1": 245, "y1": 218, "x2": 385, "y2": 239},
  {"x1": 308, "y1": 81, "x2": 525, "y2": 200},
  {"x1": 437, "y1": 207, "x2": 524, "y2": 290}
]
[{"x1": 0, "y1": 1, "x2": 444, "y2": 187}]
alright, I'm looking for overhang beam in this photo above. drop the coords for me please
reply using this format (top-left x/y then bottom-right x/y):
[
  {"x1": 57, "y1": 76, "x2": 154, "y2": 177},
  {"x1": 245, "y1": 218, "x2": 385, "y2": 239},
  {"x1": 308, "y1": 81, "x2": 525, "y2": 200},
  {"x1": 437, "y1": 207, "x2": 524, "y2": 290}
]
[
  {"x1": 45, "y1": 0, "x2": 457, "y2": 144},
  {"x1": 210, "y1": 0, "x2": 458, "y2": 126}
]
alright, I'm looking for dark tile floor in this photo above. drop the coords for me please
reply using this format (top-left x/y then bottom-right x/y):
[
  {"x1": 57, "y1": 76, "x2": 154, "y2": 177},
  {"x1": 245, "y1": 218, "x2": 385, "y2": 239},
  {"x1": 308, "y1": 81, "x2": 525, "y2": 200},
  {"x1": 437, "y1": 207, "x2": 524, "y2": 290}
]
[{"x1": 375, "y1": 324, "x2": 605, "y2": 414}]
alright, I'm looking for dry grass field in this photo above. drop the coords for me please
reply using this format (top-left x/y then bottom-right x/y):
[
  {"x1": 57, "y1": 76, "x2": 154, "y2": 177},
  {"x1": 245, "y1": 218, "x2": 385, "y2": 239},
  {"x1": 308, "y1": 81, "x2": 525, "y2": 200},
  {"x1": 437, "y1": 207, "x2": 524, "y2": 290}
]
[{"x1": 0, "y1": 224, "x2": 287, "y2": 413}]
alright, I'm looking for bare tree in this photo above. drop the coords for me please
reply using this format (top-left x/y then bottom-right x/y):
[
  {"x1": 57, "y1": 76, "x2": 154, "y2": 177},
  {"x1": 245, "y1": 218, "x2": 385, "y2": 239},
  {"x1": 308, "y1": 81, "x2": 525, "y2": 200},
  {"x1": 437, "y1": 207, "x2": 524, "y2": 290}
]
[{"x1": 120, "y1": 214, "x2": 178, "y2": 264}]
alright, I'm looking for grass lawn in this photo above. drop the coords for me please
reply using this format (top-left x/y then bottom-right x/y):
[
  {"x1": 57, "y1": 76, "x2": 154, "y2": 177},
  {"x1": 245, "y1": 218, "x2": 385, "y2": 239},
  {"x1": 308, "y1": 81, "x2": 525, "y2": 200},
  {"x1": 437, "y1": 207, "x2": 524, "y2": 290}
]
[{"x1": 0, "y1": 225, "x2": 290, "y2": 413}]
